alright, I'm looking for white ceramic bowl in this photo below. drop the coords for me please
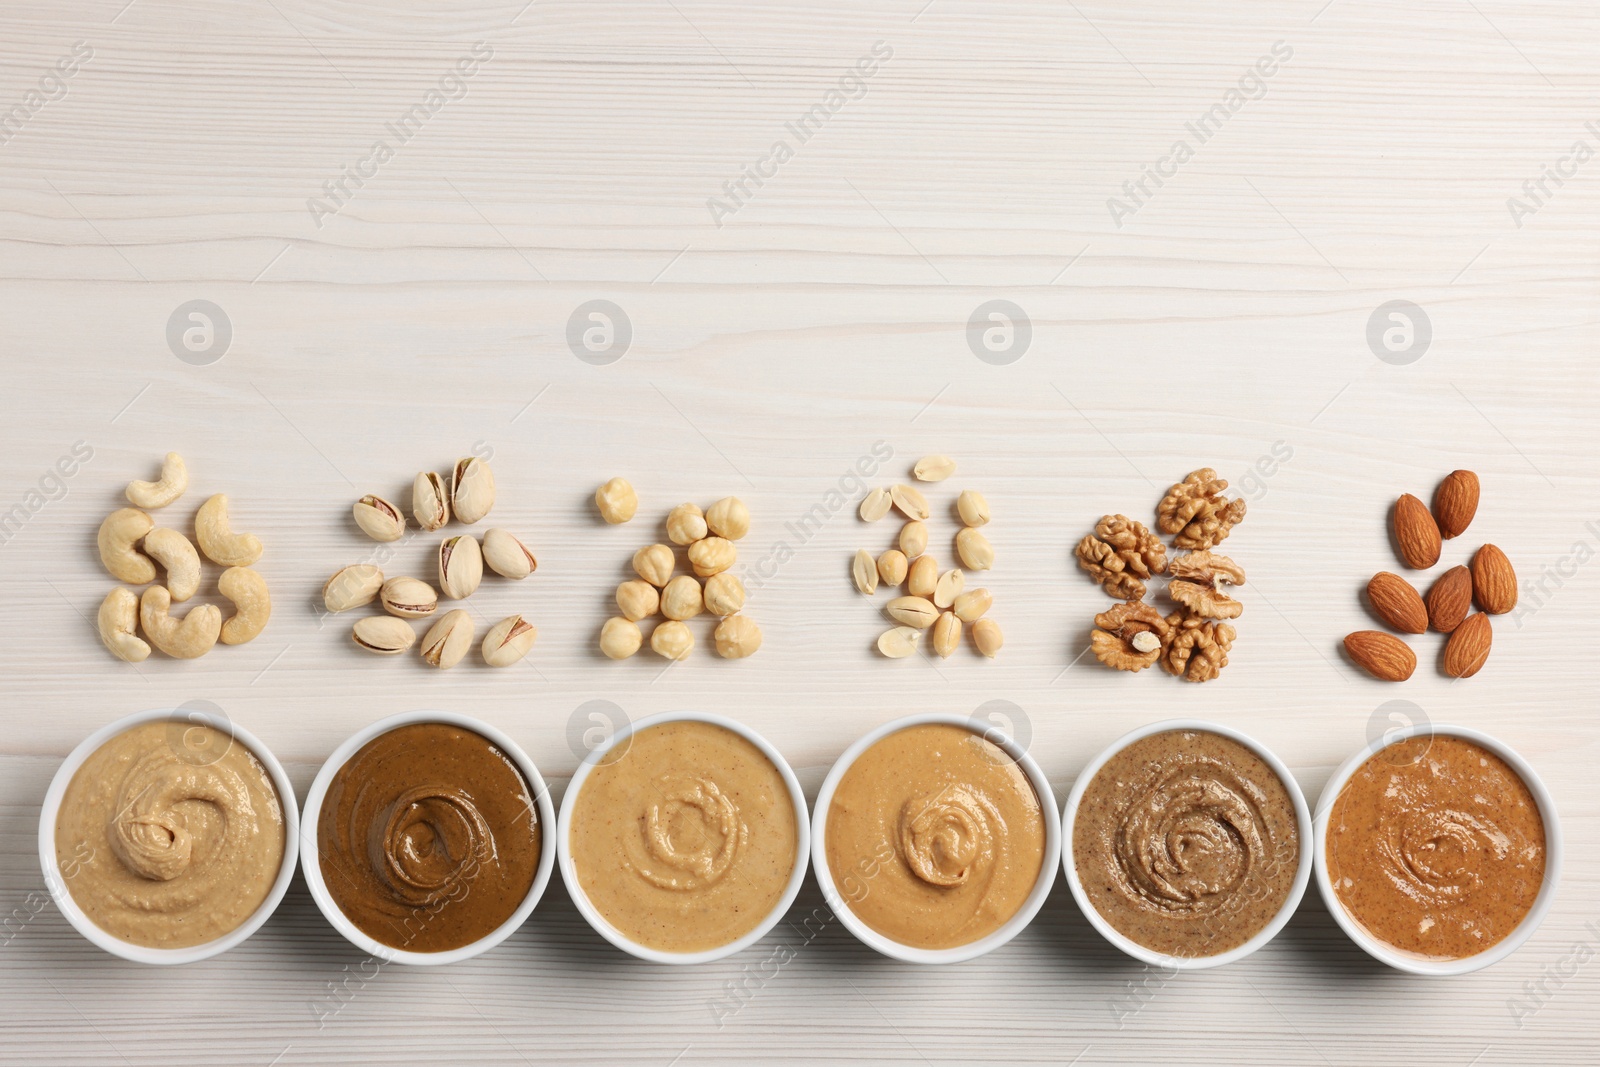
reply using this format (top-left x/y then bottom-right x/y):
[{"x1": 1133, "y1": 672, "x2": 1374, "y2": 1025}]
[
  {"x1": 1061, "y1": 718, "x2": 1312, "y2": 971},
  {"x1": 557, "y1": 710, "x2": 810, "y2": 965},
  {"x1": 301, "y1": 710, "x2": 556, "y2": 966},
  {"x1": 38, "y1": 707, "x2": 300, "y2": 965},
  {"x1": 812, "y1": 712, "x2": 1061, "y2": 964},
  {"x1": 1313, "y1": 723, "x2": 1561, "y2": 975}
]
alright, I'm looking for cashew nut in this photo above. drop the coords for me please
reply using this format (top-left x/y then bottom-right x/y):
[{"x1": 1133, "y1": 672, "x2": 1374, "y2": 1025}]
[
  {"x1": 125, "y1": 451, "x2": 188, "y2": 509},
  {"x1": 97, "y1": 588, "x2": 150, "y2": 663},
  {"x1": 195, "y1": 494, "x2": 262, "y2": 567},
  {"x1": 218, "y1": 566, "x2": 271, "y2": 645},
  {"x1": 139, "y1": 585, "x2": 221, "y2": 659},
  {"x1": 97, "y1": 508, "x2": 156, "y2": 584},
  {"x1": 144, "y1": 527, "x2": 201, "y2": 602}
]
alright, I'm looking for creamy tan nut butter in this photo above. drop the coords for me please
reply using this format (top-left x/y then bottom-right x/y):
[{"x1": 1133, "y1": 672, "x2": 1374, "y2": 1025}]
[
  {"x1": 54, "y1": 721, "x2": 285, "y2": 949},
  {"x1": 569, "y1": 720, "x2": 797, "y2": 953},
  {"x1": 825, "y1": 723, "x2": 1045, "y2": 950},
  {"x1": 1326, "y1": 736, "x2": 1545, "y2": 960},
  {"x1": 1074, "y1": 730, "x2": 1299, "y2": 957}
]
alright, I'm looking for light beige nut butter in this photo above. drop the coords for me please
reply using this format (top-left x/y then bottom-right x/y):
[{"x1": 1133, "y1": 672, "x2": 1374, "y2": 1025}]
[
  {"x1": 1326, "y1": 735, "x2": 1545, "y2": 960},
  {"x1": 1074, "y1": 729, "x2": 1299, "y2": 957},
  {"x1": 825, "y1": 723, "x2": 1045, "y2": 950},
  {"x1": 53, "y1": 721, "x2": 286, "y2": 949},
  {"x1": 569, "y1": 720, "x2": 797, "y2": 953}
]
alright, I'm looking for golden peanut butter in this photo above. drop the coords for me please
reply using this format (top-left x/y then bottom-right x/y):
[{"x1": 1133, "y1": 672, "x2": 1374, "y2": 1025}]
[
  {"x1": 54, "y1": 721, "x2": 285, "y2": 949},
  {"x1": 825, "y1": 723, "x2": 1046, "y2": 950},
  {"x1": 570, "y1": 720, "x2": 797, "y2": 953}
]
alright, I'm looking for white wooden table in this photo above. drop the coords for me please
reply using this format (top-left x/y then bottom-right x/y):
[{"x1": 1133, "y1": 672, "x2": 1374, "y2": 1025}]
[{"x1": 1, "y1": 1, "x2": 1596, "y2": 1063}]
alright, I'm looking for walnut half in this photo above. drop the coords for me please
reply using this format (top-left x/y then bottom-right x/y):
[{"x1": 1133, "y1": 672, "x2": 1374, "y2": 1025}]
[
  {"x1": 1090, "y1": 600, "x2": 1175, "y2": 673},
  {"x1": 1168, "y1": 550, "x2": 1246, "y2": 620},
  {"x1": 1163, "y1": 611, "x2": 1236, "y2": 682},
  {"x1": 1075, "y1": 514, "x2": 1168, "y2": 600},
  {"x1": 1157, "y1": 468, "x2": 1247, "y2": 551}
]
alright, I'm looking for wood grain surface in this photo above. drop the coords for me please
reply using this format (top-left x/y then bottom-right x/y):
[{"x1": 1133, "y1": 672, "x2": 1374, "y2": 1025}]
[{"x1": 1, "y1": 1, "x2": 1596, "y2": 1063}]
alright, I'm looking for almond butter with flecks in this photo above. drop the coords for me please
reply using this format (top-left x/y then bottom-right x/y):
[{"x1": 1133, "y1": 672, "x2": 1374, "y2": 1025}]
[
  {"x1": 1443, "y1": 612, "x2": 1493, "y2": 678},
  {"x1": 1471, "y1": 544, "x2": 1518, "y2": 615},
  {"x1": 1344, "y1": 630, "x2": 1417, "y2": 682},
  {"x1": 1366, "y1": 572, "x2": 1427, "y2": 634},
  {"x1": 1432, "y1": 469, "x2": 1480, "y2": 540},
  {"x1": 1392, "y1": 493, "x2": 1441, "y2": 569},
  {"x1": 1425, "y1": 565, "x2": 1472, "y2": 633}
]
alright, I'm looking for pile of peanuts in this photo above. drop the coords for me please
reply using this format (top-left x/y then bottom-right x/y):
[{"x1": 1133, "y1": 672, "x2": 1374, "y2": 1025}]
[{"x1": 593, "y1": 478, "x2": 762, "y2": 661}]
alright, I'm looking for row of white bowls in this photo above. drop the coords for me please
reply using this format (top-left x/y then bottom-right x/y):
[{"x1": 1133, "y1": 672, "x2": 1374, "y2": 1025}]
[{"x1": 40, "y1": 707, "x2": 1561, "y2": 974}]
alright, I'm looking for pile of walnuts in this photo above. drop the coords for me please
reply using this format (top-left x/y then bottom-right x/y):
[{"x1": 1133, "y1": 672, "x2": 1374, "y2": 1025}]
[{"x1": 1075, "y1": 468, "x2": 1248, "y2": 683}]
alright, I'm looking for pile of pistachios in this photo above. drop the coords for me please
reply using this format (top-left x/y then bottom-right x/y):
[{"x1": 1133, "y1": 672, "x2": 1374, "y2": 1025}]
[{"x1": 322, "y1": 457, "x2": 539, "y2": 668}]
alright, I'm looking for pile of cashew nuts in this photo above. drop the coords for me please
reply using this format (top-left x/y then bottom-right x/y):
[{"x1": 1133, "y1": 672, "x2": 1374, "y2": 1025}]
[{"x1": 95, "y1": 452, "x2": 272, "y2": 662}]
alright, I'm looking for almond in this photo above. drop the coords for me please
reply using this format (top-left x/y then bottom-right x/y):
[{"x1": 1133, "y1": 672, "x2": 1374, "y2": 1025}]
[
  {"x1": 1432, "y1": 469, "x2": 1480, "y2": 540},
  {"x1": 1443, "y1": 612, "x2": 1492, "y2": 678},
  {"x1": 1425, "y1": 565, "x2": 1472, "y2": 633},
  {"x1": 1393, "y1": 493, "x2": 1442, "y2": 569},
  {"x1": 1471, "y1": 543, "x2": 1517, "y2": 615},
  {"x1": 1344, "y1": 630, "x2": 1417, "y2": 682},
  {"x1": 1366, "y1": 572, "x2": 1427, "y2": 634}
]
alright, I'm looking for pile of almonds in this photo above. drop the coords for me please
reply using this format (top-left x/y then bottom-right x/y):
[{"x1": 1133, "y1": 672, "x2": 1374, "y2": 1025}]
[
  {"x1": 853, "y1": 455, "x2": 1003, "y2": 660},
  {"x1": 95, "y1": 451, "x2": 272, "y2": 662},
  {"x1": 323, "y1": 458, "x2": 539, "y2": 669},
  {"x1": 1076, "y1": 468, "x2": 1247, "y2": 683},
  {"x1": 1345, "y1": 470, "x2": 1515, "y2": 681},
  {"x1": 593, "y1": 478, "x2": 762, "y2": 661}
]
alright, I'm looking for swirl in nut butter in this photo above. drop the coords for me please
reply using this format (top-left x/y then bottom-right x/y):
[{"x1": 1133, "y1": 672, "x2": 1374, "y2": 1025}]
[
  {"x1": 826, "y1": 724, "x2": 1045, "y2": 950},
  {"x1": 318, "y1": 723, "x2": 539, "y2": 953},
  {"x1": 570, "y1": 721, "x2": 796, "y2": 953},
  {"x1": 1327, "y1": 735, "x2": 1545, "y2": 960},
  {"x1": 54, "y1": 721, "x2": 285, "y2": 948},
  {"x1": 1074, "y1": 730, "x2": 1299, "y2": 957}
]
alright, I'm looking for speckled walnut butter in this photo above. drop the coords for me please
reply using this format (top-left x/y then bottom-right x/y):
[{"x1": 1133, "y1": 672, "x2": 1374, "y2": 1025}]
[
  {"x1": 1074, "y1": 730, "x2": 1299, "y2": 957},
  {"x1": 569, "y1": 720, "x2": 797, "y2": 953},
  {"x1": 53, "y1": 721, "x2": 286, "y2": 949},
  {"x1": 825, "y1": 723, "x2": 1046, "y2": 950}
]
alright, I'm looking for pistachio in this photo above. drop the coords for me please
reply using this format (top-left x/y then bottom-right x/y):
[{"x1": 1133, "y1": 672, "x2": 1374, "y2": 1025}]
[
  {"x1": 633, "y1": 543, "x2": 676, "y2": 587},
  {"x1": 420, "y1": 609, "x2": 473, "y2": 668},
  {"x1": 932, "y1": 611, "x2": 962, "y2": 658},
  {"x1": 381, "y1": 576, "x2": 438, "y2": 618},
  {"x1": 934, "y1": 568, "x2": 965, "y2": 609},
  {"x1": 852, "y1": 549, "x2": 879, "y2": 595},
  {"x1": 705, "y1": 497, "x2": 750, "y2": 540},
  {"x1": 890, "y1": 484, "x2": 930, "y2": 521},
  {"x1": 877, "y1": 626, "x2": 920, "y2": 658},
  {"x1": 125, "y1": 452, "x2": 187, "y2": 509},
  {"x1": 907, "y1": 554, "x2": 938, "y2": 599},
  {"x1": 913, "y1": 455, "x2": 956, "y2": 482},
  {"x1": 482, "y1": 614, "x2": 537, "y2": 667},
  {"x1": 972, "y1": 617, "x2": 1004, "y2": 658},
  {"x1": 353, "y1": 615, "x2": 415, "y2": 655},
  {"x1": 437, "y1": 535, "x2": 483, "y2": 599},
  {"x1": 956, "y1": 526, "x2": 994, "y2": 570},
  {"x1": 482, "y1": 528, "x2": 537, "y2": 579},
  {"x1": 139, "y1": 586, "x2": 221, "y2": 659},
  {"x1": 595, "y1": 477, "x2": 637, "y2": 525},
  {"x1": 650, "y1": 619, "x2": 694, "y2": 660},
  {"x1": 616, "y1": 579, "x2": 660, "y2": 622},
  {"x1": 957, "y1": 489, "x2": 990, "y2": 528},
  {"x1": 600, "y1": 616, "x2": 643, "y2": 659},
  {"x1": 886, "y1": 595, "x2": 938, "y2": 629},
  {"x1": 703, "y1": 572, "x2": 746, "y2": 616},
  {"x1": 953, "y1": 588, "x2": 992, "y2": 622},
  {"x1": 452, "y1": 457, "x2": 496, "y2": 525},
  {"x1": 98, "y1": 507, "x2": 155, "y2": 584},
  {"x1": 859, "y1": 488, "x2": 892, "y2": 522},
  {"x1": 661, "y1": 575, "x2": 704, "y2": 621},
  {"x1": 97, "y1": 588, "x2": 150, "y2": 663},
  {"x1": 667, "y1": 502, "x2": 708, "y2": 545},
  {"x1": 688, "y1": 535, "x2": 736, "y2": 577},
  {"x1": 412, "y1": 471, "x2": 450, "y2": 531},
  {"x1": 353, "y1": 494, "x2": 405, "y2": 542},
  {"x1": 877, "y1": 548, "x2": 908, "y2": 587},
  {"x1": 900, "y1": 520, "x2": 928, "y2": 559},
  {"x1": 713, "y1": 615, "x2": 762, "y2": 659},
  {"x1": 323, "y1": 564, "x2": 384, "y2": 612},
  {"x1": 218, "y1": 567, "x2": 271, "y2": 645}
]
